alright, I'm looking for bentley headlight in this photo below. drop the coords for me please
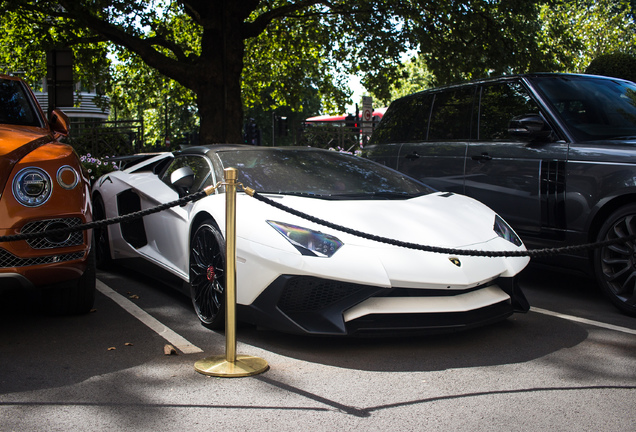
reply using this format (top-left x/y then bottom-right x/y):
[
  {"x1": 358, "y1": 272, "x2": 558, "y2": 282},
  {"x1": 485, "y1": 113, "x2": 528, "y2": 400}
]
[
  {"x1": 267, "y1": 221, "x2": 343, "y2": 257},
  {"x1": 12, "y1": 167, "x2": 52, "y2": 207},
  {"x1": 494, "y1": 215, "x2": 522, "y2": 247}
]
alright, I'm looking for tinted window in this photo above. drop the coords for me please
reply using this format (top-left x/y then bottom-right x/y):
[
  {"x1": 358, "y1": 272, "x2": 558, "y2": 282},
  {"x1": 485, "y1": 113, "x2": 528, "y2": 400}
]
[
  {"x1": 370, "y1": 95, "x2": 430, "y2": 143},
  {"x1": 531, "y1": 75, "x2": 636, "y2": 141},
  {"x1": 428, "y1": 87, "x2": 475, "y2": 140},
  {"x1": 217, "y1": 149, "x2": 433, "y2": 198},
  {"x1": 0, "y1": 79, "x2": 40, "y2": 126},
  {"x1": 162, "y1": 155, "x2": 213, "y2": 191},
  {"x1": 479, "y1": 81, "x2": 542, "y2": 140},
  {"x1": 408, "y1": 94, "x2": 433, "y2": 141}
]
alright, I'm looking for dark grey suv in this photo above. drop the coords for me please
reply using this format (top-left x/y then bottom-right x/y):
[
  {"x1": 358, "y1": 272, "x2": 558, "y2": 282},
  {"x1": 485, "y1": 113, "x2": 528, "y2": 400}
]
[{"x1": 365, "y1": 73, "x2": 636, "y2": 315}]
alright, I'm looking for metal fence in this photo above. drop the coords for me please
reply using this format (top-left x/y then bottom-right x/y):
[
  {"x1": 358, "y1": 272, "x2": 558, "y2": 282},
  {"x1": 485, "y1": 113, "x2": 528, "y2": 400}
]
[
  {"x1": 66, "y1": 119, "x2": 143, "y2": 158},
  {"x1": 297, "y1": 120, "x2": 378, "y2": 151}
]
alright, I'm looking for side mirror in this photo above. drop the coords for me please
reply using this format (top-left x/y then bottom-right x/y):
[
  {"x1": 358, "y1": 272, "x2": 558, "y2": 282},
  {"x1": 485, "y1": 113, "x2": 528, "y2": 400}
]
[
  {"x1": 49, "y1": 109, "x2": 70, "y2": 136},
  {"x1": 170, "y1": 166, "x2": 195, "y2": 196},
  {"x1": 508, "y1": 114, "x2": 553, "y2": 142}
]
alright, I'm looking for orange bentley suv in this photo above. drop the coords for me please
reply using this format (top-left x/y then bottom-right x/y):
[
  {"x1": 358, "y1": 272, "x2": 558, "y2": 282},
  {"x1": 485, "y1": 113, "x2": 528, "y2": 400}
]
[{"x1": 0, "y1": 74, "x2": 94, "y2": 314}]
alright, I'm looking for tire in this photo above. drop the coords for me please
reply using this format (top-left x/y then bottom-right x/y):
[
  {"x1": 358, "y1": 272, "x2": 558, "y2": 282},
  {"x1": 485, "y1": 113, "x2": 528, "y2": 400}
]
[
  {"x1": 93, "y1": 194, "x2": 112, "y2": 270},
  {"x1": 44, "y1": 246, "x2": 96, "y2": 315},
  {"x1": 594, "y1": 204, "x2": 636, "y2": 316},
  {"x1": 189, "y1": 220, "x2": 226, "y2": 329}
]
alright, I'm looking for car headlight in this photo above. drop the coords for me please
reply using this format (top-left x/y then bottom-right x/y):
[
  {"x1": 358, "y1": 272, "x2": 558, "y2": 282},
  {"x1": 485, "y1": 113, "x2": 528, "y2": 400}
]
[
  {"x1": 267, "y1": 221, "x2": 343, "y2": 257},
  {"x1": 12, "y1": 167, "x2": 52, "y2": 207},
  {"x1": 494, "y1": 215, "x2": 522, "y2": 247}
]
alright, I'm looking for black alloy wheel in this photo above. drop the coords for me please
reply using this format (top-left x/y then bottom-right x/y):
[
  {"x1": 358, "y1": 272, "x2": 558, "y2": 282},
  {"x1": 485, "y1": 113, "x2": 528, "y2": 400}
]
[
  {"x1": 189, "y1": 220, "x2": 226, "y2": 329},
  {"x1": 595, "y1": 204, "x2": 636, "y2": 316}
]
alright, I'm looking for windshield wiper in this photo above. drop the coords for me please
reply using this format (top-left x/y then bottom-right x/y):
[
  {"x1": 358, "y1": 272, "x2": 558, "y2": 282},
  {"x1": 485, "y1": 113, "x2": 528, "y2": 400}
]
[
  {"x1": 258, "y1": 191, "x2": 327, "y2": 198},
  {"x1": 611, "y1": 135, "x2": 636, "y2": 140},
  {"x1": 330, "y1": 191, "x2": 421, "y2": 200}
]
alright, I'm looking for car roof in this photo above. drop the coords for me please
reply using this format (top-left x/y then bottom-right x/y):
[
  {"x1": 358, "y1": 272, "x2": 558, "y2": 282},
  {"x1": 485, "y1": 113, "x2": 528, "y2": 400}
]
[
  {"x1": 0, "y1": 74, "x2": 24, "y2": 82},
  {"x1": 401, "y1": 72, "x2": 632, "y2": 99}
]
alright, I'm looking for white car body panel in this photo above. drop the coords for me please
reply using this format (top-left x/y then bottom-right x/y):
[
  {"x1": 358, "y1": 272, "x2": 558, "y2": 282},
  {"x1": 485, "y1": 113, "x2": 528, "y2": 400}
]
[{"x1": 343, "y1": 285, "x2": 511, "y2": 321}]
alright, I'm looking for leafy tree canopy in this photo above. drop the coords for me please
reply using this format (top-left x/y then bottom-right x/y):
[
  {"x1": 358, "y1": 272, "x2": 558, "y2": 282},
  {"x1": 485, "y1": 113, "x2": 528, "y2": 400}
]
[
  {"x1": 0, "y1": 0, "x2": 419, "y2": 143},
  {"x1": 5, "y1": 0, "x2": 619, "y2": 143},
  {"x1": 539, "y1": 0, "x2": 636, "y2": 73},
  {"x1": 378, "y1": 0, "x2": 636, "y2": 103},
  {"x1": 586, "y1": 52, "x2": 636, "y2": 82}
]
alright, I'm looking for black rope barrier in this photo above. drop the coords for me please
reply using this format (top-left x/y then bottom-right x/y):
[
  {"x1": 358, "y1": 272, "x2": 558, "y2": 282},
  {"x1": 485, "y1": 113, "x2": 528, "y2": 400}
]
[
  {"x1": 245, "y1": 189, "x2": 636, "y2": 258},
  {"x1": 2, "y1": 183, "x2": 634, "y2": 259},
  {"x1": 0, "y1": 184, "x2": 219, "y2": 244}
]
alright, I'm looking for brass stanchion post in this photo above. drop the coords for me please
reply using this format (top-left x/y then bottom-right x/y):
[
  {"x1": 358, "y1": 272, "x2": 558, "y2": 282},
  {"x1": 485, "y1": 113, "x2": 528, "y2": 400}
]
[{"x1": 194, "y1": 168, "x2": 268, "y2": 377}]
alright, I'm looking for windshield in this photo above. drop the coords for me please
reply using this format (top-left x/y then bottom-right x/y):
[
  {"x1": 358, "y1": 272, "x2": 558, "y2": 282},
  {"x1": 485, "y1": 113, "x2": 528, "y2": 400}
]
[
  {"x1": 0, "y1": 78, "x2": 42, "y2": 127},
  {"x1": 531, "y1": 75, "x2": 636, "y2": 141},
  {"x1": 216, "y1": 148, "x2": 434, "y2": 199}
]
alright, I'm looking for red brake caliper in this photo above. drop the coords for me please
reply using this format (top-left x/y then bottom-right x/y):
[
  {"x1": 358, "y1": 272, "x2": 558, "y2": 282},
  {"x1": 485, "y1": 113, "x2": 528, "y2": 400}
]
[{"x1": 206, "y1": 266, "x2": 215, "y2": 281}]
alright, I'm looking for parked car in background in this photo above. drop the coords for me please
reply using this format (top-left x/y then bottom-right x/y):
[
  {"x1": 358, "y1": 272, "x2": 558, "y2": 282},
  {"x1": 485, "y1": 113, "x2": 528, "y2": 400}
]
[
  {"x1": 0, "y1": 74, "x2": 95, "y2": 314},
  {"x1": 92, "y1": 145, "x2": 530, "y2": 336},
  {"x1": 365, "y1": 73, "x2": 636, "y2": 316}
]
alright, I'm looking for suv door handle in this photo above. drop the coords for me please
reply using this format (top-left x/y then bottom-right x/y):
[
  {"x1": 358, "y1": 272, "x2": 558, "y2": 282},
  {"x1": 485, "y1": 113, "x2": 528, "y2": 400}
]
[
  {"x1": 471, "y1": 152, "x2": 492, "y2": 162},
  {"x1": 405, "y1": 152, "x2": 420, "y2": 161}
]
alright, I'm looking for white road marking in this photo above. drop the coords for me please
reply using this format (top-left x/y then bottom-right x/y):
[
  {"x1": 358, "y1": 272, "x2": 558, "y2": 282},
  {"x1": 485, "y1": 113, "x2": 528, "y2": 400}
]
[
  {"x1": 97, "y1": 279, "x2": 204, "y2": 354},
  {"x1": 532, "y1": 306, "x2": 636, "y2": 335}
]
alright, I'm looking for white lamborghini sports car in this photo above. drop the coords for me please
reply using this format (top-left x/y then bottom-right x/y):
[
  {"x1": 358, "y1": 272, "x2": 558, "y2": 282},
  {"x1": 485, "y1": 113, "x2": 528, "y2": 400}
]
[{"x1": 92, "y1": 145, "x2": 530, "y2": 336}]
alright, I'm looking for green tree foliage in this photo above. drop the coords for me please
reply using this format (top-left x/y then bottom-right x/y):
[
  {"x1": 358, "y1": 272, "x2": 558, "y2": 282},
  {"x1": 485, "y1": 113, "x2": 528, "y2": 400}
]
[
  {"x1": 408, "y1": 0, "x2": 553, "y2": 87},
  {"x1": 539, "y1": 0, "x2": 636, "y2": 73},
  {"x1": 0, "y1": 4, "x2": 110, "y2": 89},
  {"x1": 0, "y1": 0, "x2": 416, "y2": 144},
  {"x1": 376, "y1": 54, "x2": 434, "y2": 105},
  {"x1": 108, "y1": 45, "x2": 199, "y2": 148},
  {"x1": 7, "y1": 1, "x2": 623, "y2": 144},
  {"x1": 379, "y1": 0, "x2": 636, "y2": 103},
  {"x1": 586, "y1": 52, "x2": 636, "y2": 82}
]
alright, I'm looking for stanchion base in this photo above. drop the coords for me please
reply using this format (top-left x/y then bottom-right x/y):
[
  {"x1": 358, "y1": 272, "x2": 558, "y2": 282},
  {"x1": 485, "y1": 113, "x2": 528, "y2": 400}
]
[{"x1": 194, "y1": 354, "x2": 269, "y2": 377}]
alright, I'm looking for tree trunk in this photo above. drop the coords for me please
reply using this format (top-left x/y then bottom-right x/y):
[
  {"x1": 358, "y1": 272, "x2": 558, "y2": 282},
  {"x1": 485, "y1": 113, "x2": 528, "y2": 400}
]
[{"x1": 192, "y1": 3, "x2": 247, "y2": 144}]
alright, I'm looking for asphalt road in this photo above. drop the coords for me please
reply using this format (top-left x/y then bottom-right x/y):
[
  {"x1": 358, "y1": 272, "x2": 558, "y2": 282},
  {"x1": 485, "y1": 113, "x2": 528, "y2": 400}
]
[{"x1": 1, "y1": 263, "x2": 635, "y2": 431}]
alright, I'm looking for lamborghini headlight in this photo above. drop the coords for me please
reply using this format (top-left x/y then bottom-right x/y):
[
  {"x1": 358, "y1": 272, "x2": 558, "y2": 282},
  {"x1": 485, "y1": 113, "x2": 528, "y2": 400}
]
[
  {"x1": 267, "y1": 221, "x2": 343, "y2": 257},
  {"x1": 494, "y1": 215, "x2": 522, "y2": 247},
  {"x1": 12, "y1": 167, "x2": 52, "y2": 207}
]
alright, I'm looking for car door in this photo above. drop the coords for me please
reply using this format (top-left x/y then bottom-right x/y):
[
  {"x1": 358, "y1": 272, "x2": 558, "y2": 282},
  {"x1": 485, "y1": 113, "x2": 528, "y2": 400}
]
[
  {"x1": 398, "y1": 87, "x2": 476, "y2": 193},
  {"x1": 464, "y1": 80, "x2": 569, "y2": 238},
  {"x1": 134, "y1": 154, "x2": 214, "y2": 279}
]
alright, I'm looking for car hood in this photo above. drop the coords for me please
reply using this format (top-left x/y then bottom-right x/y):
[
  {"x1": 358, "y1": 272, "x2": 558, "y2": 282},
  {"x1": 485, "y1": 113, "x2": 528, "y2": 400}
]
[
  {"x1": 234, "y1": 192, "x2": 528, "y2": 289},
  {"x1": 0, "y1": 125, "x2": 53, "y2": 195},
  {"x1": 239, "y1": 192, "x2": 512, "y2": 249}
]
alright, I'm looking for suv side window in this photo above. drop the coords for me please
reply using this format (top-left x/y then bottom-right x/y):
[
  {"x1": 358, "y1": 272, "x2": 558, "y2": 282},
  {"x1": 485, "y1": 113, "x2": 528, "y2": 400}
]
[
  {"x1": 407, "y1": 94, "x2": 433, "y2": 141},
  {"x1": 428, "y1": 87, "x2": 475, "y2": 140},
  {"x1": 371, "y1": 94, "x2": 432, "y2": 143},
  {"x1": 479, "y1": 81, "x2": 542, "y2": 140}
]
